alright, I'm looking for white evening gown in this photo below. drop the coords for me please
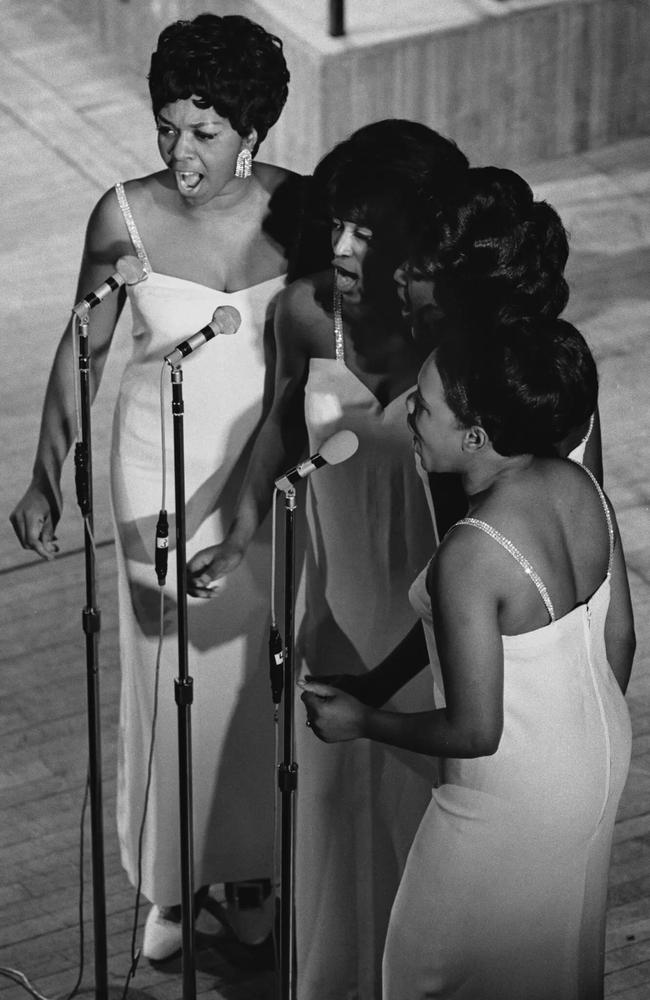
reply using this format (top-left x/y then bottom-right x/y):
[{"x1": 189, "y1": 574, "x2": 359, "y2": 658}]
[
  {"x1": 384, "y1": 471, "x2": 632, "y2": 1000},
  {"x1": 294, "y1": 312, "x2": 438, "y2": 1000},
  {"x1": 111, "y1": 183, "x2": 283, "y2": 905}
]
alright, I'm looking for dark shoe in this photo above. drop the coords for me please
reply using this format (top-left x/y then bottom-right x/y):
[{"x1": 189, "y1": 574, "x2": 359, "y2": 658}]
[
  {"x1": 210, "y1": 926, "x2": 277, "y2": 972},
  {"x1": 223, "y1": 879, "x2": 275, "y2": 946}
]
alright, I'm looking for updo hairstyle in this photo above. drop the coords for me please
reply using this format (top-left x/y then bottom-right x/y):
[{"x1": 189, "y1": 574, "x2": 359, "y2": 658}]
[
  {"x1": 412, "y1": 167, "x2": 569, "y2": 322},
  {"x1": 434, "y1": 314, "x2": 598, "y2": 458},
  {"x1": 148, "y1": 13, "x2": 290, "y2": 152}
]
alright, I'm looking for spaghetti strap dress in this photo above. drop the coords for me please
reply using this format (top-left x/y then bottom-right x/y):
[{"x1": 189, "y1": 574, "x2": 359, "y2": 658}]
[
  {"x1": 383, "y1": 469, "x2": 632, "y2": 1000},
  {"x1": 294, "y1": 290, "x2": 438, "y2": 1000},
  {"x1": 111, "y1": 183, "x2": 284, "y2": 905}
]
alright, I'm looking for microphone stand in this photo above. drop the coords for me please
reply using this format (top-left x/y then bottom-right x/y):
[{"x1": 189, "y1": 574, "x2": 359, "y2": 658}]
[
  {"x1": 168, "y1": 363, "x2": 197, "y2": 1000},
  {"x1": 73, "y1": 312, "x2": 109, "y2": 1000},
  {"x1": 277, "y1": 487, "x2": 298, "y2": 1000}
]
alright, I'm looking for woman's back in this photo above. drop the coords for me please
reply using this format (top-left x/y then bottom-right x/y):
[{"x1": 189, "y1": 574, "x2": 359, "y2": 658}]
[
  {"x1": 458, "y1": 457, "x2": 612, "y2": 636},
  {"x1": 399, "y1": 457, "x2": 632, "y2": 999}
]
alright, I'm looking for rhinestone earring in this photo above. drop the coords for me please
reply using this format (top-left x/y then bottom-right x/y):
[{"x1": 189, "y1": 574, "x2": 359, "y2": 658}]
[{"x1": 235, "y1": 148, "x2": 252, "y2": 179}]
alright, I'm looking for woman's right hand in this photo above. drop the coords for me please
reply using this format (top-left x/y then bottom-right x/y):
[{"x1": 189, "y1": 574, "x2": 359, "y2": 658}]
[
  {"x1": 186, "y1": 538, "x2": 245, "y2": 598},
  {"x1": 10, "y1": 483, "x2": 60, "y2": 561}
]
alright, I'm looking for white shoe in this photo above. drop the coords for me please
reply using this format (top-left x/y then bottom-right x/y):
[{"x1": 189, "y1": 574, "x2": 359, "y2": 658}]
[{"x1": 142, "y1": 905, "x2": 182, "y2": 961}]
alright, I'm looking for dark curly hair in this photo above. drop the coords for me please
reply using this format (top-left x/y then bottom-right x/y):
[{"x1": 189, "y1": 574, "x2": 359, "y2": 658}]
[
  {"x1": 433, "y1": 314, "x2": 598, "y2": 457},
  {"x1": 148, "y1": 13, "x2": 289, "y2": 152},
  {"x1": 411, "y1": 166, "x2": 570, "y2": 322}
]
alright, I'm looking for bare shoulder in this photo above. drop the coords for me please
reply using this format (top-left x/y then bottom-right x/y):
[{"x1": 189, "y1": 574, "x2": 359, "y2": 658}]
[
  {"x1": 541, "y1": 456, "x2": 608, "y2": 518},
  {"x1": 256, "y1": 164, "x2": 306, "y2": 251},
  {"x1": 278, "y1": 272, "x2": 327, "y2": 316},
  {"x1": 84, "y1": 172, "x2": 164, "y2": 262},
  {"x1": 554, "y1": 457, "x2": 614, "y2": 537},
  {"x1": 118, "y1": 171, "x2": 175, "y2": 213},
  {"x1": 434, "y1": 523, "x2": 500, "y2": 578},
  {"x1": 276, "y1": 271, "x2": 333, "y2": 355},
  {"x1": 429, "y1": 521, "x2": 506, "y2": 608},
  {"x1": 255, "y1": 161, "x2": 301, "y2": 195},
  {"x1": 277, "y1": 272, "x2": 331, "y2": 328}
]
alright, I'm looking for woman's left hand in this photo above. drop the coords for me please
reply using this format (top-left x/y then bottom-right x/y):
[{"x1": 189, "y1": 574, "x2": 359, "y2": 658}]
[{"x1": 299, "y1": 678, "x2": 368, "y2": 743}]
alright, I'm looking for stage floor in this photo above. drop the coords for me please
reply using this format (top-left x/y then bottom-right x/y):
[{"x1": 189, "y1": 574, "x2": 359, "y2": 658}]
[{"x1": 1, "y1": 2, "x2": 649, "y2": 998}]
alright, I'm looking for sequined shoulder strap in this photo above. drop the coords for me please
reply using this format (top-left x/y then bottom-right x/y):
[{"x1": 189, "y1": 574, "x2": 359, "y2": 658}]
[
  {"x1": 333, "y1": 286, "x2": 345, "y2": 362},
  {"x1": 581, "y1": 411, "x2": 595, "y2": 448},
  {"x1": 114, "y1": 182, "x2": 152, "y2": 273},
  {"x1": 571, "y1": 463, "x2": 615, "y2": 576},
  {"x1": 452, "y1": 517, "x2": 556, "y2": 622}
]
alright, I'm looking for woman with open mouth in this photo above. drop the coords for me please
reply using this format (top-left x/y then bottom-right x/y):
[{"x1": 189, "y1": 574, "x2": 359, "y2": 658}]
[
  {"x1": 187, "y1": 118, "x2": 470, "y2": 1000},
  {"x1": 11, "y1": 11, "x2": 300, "y2": 966}
]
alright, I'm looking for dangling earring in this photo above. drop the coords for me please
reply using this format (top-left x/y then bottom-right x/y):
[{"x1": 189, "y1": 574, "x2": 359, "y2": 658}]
[{"x1": 235, "y1": 148, "x2": 252, "y2": 179}]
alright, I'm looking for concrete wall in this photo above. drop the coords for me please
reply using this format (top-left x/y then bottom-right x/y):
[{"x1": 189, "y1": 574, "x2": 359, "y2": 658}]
[{"x1": 70, "y1": 0, "x2": 650, "y2": 172}]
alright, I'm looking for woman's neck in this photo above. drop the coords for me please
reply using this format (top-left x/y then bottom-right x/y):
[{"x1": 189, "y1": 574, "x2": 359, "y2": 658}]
[{"x1": 462, "y1": 453, "x2": 535, "y2": 510}]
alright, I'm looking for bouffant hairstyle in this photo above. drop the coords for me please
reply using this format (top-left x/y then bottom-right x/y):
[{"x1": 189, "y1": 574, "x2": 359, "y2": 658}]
[
  {"x1": 295, "y1": 118, "x2": 469, "y2": 288},
  {"x1": 433, "y1": 315, "x2": 598, "y2": 457},
  {"x1": 411, "y1": 167, "x2": 569, "y2": 322},
  {"x1": 314, "y1": 119, "x2": 468, "y2": 262},
  {"x1": 148, "y1": 13, "x2": 289, "y2": 151}
]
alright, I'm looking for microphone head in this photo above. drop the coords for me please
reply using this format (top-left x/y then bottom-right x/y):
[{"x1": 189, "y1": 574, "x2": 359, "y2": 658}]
[
  {"x1": 320, "y1": 429, "x2": 359, "y2": 466},
  {"x1": 211, "y1": 305, "x2": 242, "y2": 336},
  {"x1": 116, "y1": 255, "x2": 148, "y2": 285}
]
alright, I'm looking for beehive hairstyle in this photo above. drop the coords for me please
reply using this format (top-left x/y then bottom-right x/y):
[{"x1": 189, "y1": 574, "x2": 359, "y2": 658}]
[{"x1": 411, "y1": 166, "x2": 570, "y2": 322}]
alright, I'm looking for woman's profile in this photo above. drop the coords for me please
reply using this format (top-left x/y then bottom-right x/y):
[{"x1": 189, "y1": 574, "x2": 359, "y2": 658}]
[{"x1": 302, "y1": 314, "x2": 635, "y2": 998}]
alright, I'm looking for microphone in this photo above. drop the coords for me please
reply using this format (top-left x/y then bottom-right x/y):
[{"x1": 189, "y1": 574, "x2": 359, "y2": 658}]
[
  {"x1": 274, "y1": 429, "x2": 359, "y2": 492},
  {"x1": 164, "y1": 305, "x2": 241, "y2": 365},
  {"x1": 72, "y1": 255, "x2": 147, "y2": 318}
]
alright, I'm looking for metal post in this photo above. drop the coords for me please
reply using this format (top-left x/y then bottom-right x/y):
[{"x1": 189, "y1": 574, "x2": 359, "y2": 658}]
[
  {"x1": 279, "y1": 488, "x2": 298, "y2": 999},
  {"x1": 75, "y1": 313, "x2": 109, "y2": 1000},
  {"x1": 170, "y1": 364, "x2": 197, "y2": 1000},
  {"x1": 329, "y1": 0, "x2": 345, "y2": 37}
]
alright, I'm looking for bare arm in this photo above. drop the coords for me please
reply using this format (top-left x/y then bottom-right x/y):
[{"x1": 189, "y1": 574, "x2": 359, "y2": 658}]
[
  {"x1": 186, "y1": 281, "x2": 312, "y2": 595},
  {"x1": 302, "y1": 531, "x2": 505, "y2": 758},
  {"x1": 10, "y1": 188, "x2": 130, "y2": 558},
  {"x1": 309, "y1": 621, "x2": 429, "y2": 707},
  {"x1": 604, "y1": 505, "x2": 636, "y2": 694}
]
